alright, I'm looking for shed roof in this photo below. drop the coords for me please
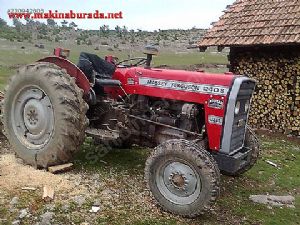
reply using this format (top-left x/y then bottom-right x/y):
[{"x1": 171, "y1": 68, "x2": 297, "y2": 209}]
[{"x1": 198, "y1": 0, "x2": 300, "y2": 47}]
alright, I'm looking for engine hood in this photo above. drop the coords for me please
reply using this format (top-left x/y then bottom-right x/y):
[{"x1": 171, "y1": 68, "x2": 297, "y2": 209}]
[{"x1": 133, "y1": 67, "x2": 237, "y2": 87}]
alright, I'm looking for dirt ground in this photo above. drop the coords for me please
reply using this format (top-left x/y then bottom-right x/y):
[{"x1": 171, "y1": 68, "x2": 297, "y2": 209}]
[
  {"x1": 0, "y1": 132, "x2": 299, "y2": 225},
  {"x1": 0, "y1": 134, "x2": 167, "y2": 224},
  {"x1": 0, "y1": 133, "x2": 91, "y2": 197}
]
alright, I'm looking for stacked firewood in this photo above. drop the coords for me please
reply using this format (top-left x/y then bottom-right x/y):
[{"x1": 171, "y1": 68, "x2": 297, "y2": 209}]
[
  {"x1": 0, "y1": 91, "x2": 4, "y2": 128},
  {"x1": 230, "y1": 49, "x2": 300, "y2": 136},
  {"x1": 0, "y1": 91, "x2": 3, "y2": 111}
]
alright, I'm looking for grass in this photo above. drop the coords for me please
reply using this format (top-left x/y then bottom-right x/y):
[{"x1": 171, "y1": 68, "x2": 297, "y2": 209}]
[
  {"x1": 0, "y1": 128, "x2": 299, "y2": 224},
  {"x1": 0, "y1": 38, "x2": 228, "y2": 90},
  {"x1": 62, "y1": 133, "x2": 300, "y2": 225},
  {"x1": 0, "y1": 66, "x2": 12, "y2": 90},
  {"x1": 152, "y1": 51, "x2": 228, "y2": 66}
]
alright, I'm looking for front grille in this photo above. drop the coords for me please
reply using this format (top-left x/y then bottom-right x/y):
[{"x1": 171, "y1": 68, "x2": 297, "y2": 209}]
[{"x1": 229, "y1": 80, "x2": 256, "y2": 152}]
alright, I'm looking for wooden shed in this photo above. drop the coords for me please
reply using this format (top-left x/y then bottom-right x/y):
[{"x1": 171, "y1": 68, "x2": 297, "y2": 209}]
[{"x1": 198, "y1": 0, "x2": 300, "y2": 135}]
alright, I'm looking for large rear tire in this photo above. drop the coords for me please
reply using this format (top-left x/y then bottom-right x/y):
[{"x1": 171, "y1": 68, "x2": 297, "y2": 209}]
[
  {"x1": 145, "y1": 139, "x2": 220, "y2": 217},
  {"x1": 1, "y1": 62, "x2": 88, "y2": 168}
]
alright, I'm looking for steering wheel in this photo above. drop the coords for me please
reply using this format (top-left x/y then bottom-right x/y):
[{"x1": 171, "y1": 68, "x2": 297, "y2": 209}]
[{"x1": 117, "y1": 57, "x2": 147, "y2": 67}]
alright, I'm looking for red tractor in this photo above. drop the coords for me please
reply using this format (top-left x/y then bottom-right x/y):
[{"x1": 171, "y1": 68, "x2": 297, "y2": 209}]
[{"x1": 1, "y1": 46, "x2": 259, "y2": 217}]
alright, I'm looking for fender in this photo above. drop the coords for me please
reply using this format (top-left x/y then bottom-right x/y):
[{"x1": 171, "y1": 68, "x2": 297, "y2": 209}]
[{"x1": 38, "y1": 56, "x2": 91, "y2": 95}]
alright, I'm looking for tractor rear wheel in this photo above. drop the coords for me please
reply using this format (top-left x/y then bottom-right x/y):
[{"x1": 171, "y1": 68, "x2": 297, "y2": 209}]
[
  {"x1": 1, "y1": 62, "x2": 88, "y2": 168},
  {"x1": 145, "y1": 139, "x2": 220, "y2": 217}
]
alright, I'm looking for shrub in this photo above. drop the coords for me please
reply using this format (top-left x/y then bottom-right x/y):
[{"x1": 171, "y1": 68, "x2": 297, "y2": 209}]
[{"x1": 101, "y1": 41, "x2": 109, "y2": 45}]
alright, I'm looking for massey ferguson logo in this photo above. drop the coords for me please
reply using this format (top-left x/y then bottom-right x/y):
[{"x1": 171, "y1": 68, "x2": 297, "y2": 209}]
[
  {"x1": 208, "y1": 99, "x2": 224, "y2": 109},
  {"x1": 139, "y1": 77, "x2": 229, "y2": 95}
]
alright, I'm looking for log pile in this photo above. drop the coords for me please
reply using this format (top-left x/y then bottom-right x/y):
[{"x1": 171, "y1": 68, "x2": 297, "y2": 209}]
[
  {"x1": 0, "y1": 91, "x2": 3, "y2": 128},
  {"x1": 230, "y1": 46, "x2": 300, "y2": 136},
  {"x1": 0, "y1": 91, "x2": 3, "y2": 101}
]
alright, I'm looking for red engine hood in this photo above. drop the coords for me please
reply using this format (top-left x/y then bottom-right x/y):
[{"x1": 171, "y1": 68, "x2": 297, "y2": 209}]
[
  {"x1": 131, "y1": 67, "x2": 236, "y2": 86},
  {"x1": 113, "y1": 67, "x2": 238, "y2": 102}
]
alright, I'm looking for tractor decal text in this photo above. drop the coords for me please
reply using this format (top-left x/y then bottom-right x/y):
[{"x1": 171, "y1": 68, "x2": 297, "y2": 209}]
[
  {"x1": 208, "y1": 99, "x2": 224, "y2": 109},
  {"x1": 139, "y1": 77, "x2": 229, "y2": 95},
  {"x1": 208, "y1": 115, "x2": 223, "y2": 125}
]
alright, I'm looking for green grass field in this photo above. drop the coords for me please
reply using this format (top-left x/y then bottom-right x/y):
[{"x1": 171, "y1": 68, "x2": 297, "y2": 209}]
[
  {"x1": 0, "y1": 39, "x2": 228, "y2": 90},
  {"x1": 74, "y1": 134, "x2": 300, "y2": 225}
]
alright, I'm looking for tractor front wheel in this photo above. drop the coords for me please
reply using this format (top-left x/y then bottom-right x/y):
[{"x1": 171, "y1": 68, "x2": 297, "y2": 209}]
[
  {"x1": 145, "y1": 139, "x2": 220, "y2": 217},
  {"x1": 1, "y1": 62, "x2": 88, "y2": 168}
]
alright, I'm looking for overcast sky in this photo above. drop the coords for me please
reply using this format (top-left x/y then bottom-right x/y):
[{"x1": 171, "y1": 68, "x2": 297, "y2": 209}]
[{"x1": 0, "y1": 0, "x2": 233, "y2": 31}]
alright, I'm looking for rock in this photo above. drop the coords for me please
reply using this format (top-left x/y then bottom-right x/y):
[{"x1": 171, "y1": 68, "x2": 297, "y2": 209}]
[
  {"x1": 89, "y1": 205, "x2": 101, "y2": 213},
  {"x1": 91, "y1": 174, "x2": 100, "y2": 180},
  {"x1": 10, "y1": 197, "x2": 19, "y2": 206},
  {"x1": 93, "y1": 199, "x2": 101, "y2": 206},
  {"x1": 74, "y1": 178, "x2": 82, "y2": 186},
  {"x1": 9, "y1": 208, "x2": 16, "y2": 213},
  {"x1": 12, "y1": 220, "x2": 20, "y2": 225},
  {"x1": 293, "y1": 146, "x2": 300, "y2": 151},
  {"x1": 19, "y1": 209, "x2": 29, "y2": 219},
  {"x1": 40, "y1": 211, "x2": 55, "y2": 225},
  {"x1": 73, "y1": 195, "x2": 86, "y2": 207},
  {"x1": 44, "y1": 204, "x2": 55, "y2": 211},
  {"x1": 250, "y1": 195, "x2": 295, "y2": 207},
  {"x1": 87, "y1": 199, "x2": 101, "y2": 213},
  {"x1": 62, "y1": 203, "x2": 70, "y2": 212},
  {"x1": 101, "y1": 189, "x2": 113, "y2": 200}
]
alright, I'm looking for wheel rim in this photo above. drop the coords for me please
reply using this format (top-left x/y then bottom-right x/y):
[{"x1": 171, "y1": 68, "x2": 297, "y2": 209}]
[
  {"x1": 156, "y1": 160, "x2": 202, "y2": 205},
  {"x1": 11, "y1": 86, "x2": 54, "y2": 150}
]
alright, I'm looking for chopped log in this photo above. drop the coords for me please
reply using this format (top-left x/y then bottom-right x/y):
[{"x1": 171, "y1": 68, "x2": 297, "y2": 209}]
[
  {"x1": 21, "y1": 187, "x2": 37, "y2": 191},
  {"x1": 48, "y1": 163, "x2": 73, "y2": 174},
  {"x1": 42, "y1": 185, "x2": 54, "y2": 202}
]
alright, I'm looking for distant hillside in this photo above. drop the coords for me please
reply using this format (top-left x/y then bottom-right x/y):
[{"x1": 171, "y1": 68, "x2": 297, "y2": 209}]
[{"x1": 0, "y1": 18, "x2": 205, "y2": 52}]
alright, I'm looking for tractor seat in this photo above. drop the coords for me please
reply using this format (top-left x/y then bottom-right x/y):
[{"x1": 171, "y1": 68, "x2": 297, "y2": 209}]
[{"x1": 77, "y1": 52, "x2": 116, "y2": 84}]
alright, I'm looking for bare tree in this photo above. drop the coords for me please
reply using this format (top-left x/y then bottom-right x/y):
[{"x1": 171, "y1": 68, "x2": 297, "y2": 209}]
[
  {"x1": 69, "y1": 21, "x2": 78, "y2": 29},
  {"x1": 13, "y1": 18, "x2": 22, "y2": 32},
  {"x1": 61, "y1": 20, "x2": 68, "y2": 28},
  {"x1": 0, "y1": 18, "x2": 7, "y2": 28},
  {"x1": 47, "y1": 19, "x2": 56, "y2": 27}
]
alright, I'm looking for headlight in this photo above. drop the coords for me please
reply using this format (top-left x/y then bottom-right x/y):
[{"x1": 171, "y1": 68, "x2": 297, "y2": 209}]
[
  {"x1": 234, "y1": 101, "x2": 240, "y2": 114},
  {"x1": 244, "y1": 100, "x2": 250, "y2": 112}
]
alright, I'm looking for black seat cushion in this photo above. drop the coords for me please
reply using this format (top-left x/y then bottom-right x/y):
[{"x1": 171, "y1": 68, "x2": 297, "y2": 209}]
[{"x1": 77, "y1": 52, "x2": 116, "y2": 82}]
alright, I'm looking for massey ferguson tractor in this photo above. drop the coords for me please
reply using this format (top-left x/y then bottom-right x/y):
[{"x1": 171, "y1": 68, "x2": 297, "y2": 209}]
[{"x1": 1, "y1": 46, "x2": 259, "y2": 217}]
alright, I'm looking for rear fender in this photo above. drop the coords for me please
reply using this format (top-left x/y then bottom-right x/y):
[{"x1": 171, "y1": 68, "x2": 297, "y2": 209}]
[{"x1": 38, "y1": 56, "x2": 90, "y2": 95}]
